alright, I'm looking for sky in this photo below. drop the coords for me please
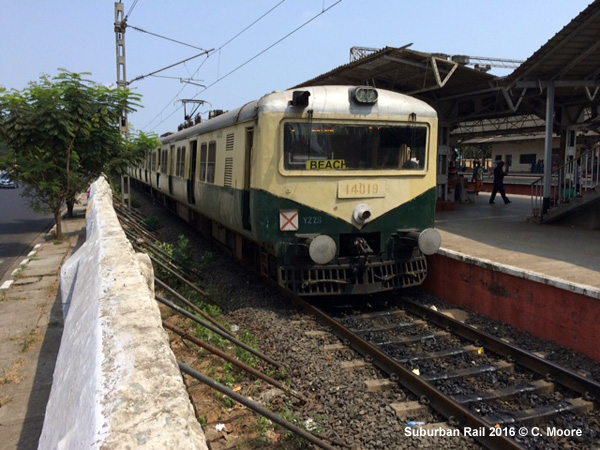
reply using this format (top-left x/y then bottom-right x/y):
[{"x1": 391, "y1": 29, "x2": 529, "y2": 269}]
[{"x1": 0, "y1": 0, "x2": 594, "y2": 137}]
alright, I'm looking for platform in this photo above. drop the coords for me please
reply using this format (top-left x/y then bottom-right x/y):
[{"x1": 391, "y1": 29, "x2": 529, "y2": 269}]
[
  {"x1": 435, "y1": 192, "x2": 600, "y2": 294},
  {"x1": 425, "y1": 192, "x2": 600, "y2": 361}
]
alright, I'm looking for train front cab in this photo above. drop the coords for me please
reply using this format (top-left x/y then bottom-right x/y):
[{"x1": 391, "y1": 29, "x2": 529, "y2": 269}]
[{"x1": 251, "y1": 86, "x2": 441, "y2": 296}]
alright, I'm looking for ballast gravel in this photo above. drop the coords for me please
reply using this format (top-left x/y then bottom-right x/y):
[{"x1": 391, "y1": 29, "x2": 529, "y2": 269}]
[{"x1": 134, "y1": 189, "x2": 599, "y2": 449}]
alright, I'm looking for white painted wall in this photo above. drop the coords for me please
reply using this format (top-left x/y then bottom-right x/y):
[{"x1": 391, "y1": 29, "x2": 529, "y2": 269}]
[
  {"x1": 490, "y1": 137, "x2": 561, "y2": 172},
  {"x1": 39, "y1": 177, "x2": 207, "y2": 450}
]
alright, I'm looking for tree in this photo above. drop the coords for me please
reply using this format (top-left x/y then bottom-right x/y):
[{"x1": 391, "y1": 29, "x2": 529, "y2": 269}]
[{"x1": 0, "y1": 71, "x2": 157, "y2": 239}]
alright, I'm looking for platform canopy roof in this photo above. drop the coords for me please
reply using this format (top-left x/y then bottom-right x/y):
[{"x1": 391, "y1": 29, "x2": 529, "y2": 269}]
[{"x1": 295, "y1": 0, "x2": 600, "y2": 139}]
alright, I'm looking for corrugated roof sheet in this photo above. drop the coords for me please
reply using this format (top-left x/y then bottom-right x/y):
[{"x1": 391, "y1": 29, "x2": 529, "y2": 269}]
[
  {"x1": 505, "y1": 0, "x2": 600, "y2": 85},
  {"x1": 293, "y1": 46, "x2": 496, "y2": 98}
]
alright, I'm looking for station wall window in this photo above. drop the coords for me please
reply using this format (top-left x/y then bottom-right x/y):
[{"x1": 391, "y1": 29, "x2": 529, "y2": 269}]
[{"x1": 519, "y1": 153, "x2": 536, "y2": 165}]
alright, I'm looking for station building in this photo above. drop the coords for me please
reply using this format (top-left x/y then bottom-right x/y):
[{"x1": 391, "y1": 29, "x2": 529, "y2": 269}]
[{"x1": 294, "y1": 0, "x2": 600, "y2": 226}]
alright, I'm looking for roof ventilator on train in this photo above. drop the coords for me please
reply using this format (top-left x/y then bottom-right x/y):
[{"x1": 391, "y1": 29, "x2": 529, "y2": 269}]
[
  {"x1": 209, "y1": 109, "x2": 225, "y2": 119},
  {"x1": 290, "y1": 90, "x2": 311, "y2": 107}
]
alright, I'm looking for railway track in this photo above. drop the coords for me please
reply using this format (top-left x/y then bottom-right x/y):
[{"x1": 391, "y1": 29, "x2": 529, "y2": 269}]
[
  {"x1": 118, "y1": 188, "x2": 600, "y2": 449},
  {"x1": 293, "y1": 293, "x2": 600, "y2": 449}
]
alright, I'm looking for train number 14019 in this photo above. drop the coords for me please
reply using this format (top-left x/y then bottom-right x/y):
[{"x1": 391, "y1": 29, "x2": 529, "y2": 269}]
[{"x1": 337, "y1": 180, "x2": 386, "y2": 199}]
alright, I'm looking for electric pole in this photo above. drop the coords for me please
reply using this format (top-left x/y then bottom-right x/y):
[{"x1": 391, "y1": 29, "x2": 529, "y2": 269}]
[{"x1": 114, "y1": 1, "x2": 131, "y2": 207}]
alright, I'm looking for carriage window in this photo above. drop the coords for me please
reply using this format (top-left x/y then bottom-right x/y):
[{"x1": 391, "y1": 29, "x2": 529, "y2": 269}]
[
  {"x1": 283, "y1": 123, "x2": 427, "y2": 171},
  {"x1": 199, "y1": 143, "x2": 207, "y2": 181},
  {"x1": 160, "y1": 149, "x2": 168, "y2": 173},
  {"x1": 175, "y1": 146, "x2": 186, "y2": 177},
  {"x1": 207, "y1": 141, "x2": 216, "y2": 183},
  {"x1": 181, "y1": 147, "x2": 186, "y2": 176},
  {"x1": 150, "y1": 150, "x2": 158, "y2": 171}
]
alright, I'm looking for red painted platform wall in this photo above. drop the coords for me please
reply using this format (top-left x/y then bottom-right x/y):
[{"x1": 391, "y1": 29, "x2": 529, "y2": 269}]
[
  {"x1": 421, "y1": 254, "x2": 600, "y2": 363},
  {"x1": 468, "y1": 181, "x2": 533, "y2": 196}
]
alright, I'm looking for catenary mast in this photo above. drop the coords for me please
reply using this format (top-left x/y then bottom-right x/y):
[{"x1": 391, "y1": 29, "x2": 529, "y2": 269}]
[{"x1": 114, "y1": 1, "x2": 131, "y2": 207}]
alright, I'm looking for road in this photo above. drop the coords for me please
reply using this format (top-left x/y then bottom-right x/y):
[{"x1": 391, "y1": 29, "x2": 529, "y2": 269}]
[{"x1": 0, "y1": 186, "x2": 54, "y2": 283}]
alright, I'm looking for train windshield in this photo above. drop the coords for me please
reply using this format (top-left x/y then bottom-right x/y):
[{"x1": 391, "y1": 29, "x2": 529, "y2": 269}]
[{"x1": 283, "y1": 123, "x2": 427, "y2": 172}]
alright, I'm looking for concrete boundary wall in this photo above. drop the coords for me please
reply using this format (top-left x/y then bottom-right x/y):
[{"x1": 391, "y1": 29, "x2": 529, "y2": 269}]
[{"x1": 39, "y1": 177, "x2": 207, "y2": 449}]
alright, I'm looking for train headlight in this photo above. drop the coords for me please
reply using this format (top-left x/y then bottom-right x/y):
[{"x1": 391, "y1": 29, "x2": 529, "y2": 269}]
[
  {"x1": 417, "y1": 228, "x2": 442, "y2": 255},
  {"x1": 308, "y1": 235, "x2": 337, "y2": 265},
  {"x1": 352, "y1": 87, "x2": 378, "y2": 104},
  {"x1": 353, "y1": 204, "x2": 372, "y2": 225}
]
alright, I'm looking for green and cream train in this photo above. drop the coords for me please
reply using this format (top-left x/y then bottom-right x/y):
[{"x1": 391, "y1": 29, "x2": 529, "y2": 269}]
[{"x1": 132, "y1": 85, "x2": 441, "y2": 295}]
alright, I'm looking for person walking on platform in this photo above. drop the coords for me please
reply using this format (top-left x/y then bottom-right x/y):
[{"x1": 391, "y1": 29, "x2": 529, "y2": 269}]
[
  {"x1": 472, "y1": 161, "x2": 483, "y2": 194},
  {"x1": 489, "y1": 161, "x2": 511, "y2": 204}
]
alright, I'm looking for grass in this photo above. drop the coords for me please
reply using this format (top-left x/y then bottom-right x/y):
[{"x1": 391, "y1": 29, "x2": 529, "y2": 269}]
[
  {"x1": 197, "y1": 412, "x2": 209, "y2": 427},
  {"x1": 0, "y1": 359, "x2": 24, "y2": 386},
  {"x1": 20, "y1": 329, "x2": 40, "y2": 353}
]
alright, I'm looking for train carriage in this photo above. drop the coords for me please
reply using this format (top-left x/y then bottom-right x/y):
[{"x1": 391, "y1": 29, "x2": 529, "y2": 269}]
[{"x1": 133, "y1": 85, "x2": 441, "y2": 295}]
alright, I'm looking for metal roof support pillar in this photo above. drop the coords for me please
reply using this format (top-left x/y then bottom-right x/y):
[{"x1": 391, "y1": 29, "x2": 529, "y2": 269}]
[
  {"x1": 437, "y1": 122, "x2": 450, "y2": 202},
  {"x1": 542, "y1": 81, "x2": 555, "y2": 214}
]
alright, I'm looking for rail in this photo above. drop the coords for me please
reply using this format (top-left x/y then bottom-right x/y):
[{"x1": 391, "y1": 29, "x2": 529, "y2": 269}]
[
  {"x1": 287, "y1": 292, "x2": 526, "y2": 450},
  {"x1": 530, "y1": 146, "x2": 600, "y2": 221}
]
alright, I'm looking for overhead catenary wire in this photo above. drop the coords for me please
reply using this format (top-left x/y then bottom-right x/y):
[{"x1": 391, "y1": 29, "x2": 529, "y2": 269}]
[
  {"x1": 143, "y1": 1, "x2": 344, "y2": 132},
  {"x1": 128, "y1": 24, "x2": 210, "y2": 52},
  {"x1": 218, "y1": 0, "x2": 287, "y2": 52},
  {"x1": 124, "y1": 0, "x2": 140, "y2": 21},
  {"x1": 141, "y1": 0, "x2": 288, "y2": 131},
  {"x1": 128, "y1": 49, "x2": 213, "y2": 86},
  {"x1": 198, "y1": 0, "x2": 343, "y2": 92}
]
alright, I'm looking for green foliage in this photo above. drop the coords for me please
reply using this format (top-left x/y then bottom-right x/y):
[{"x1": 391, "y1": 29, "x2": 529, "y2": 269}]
[
  {"x1": 278, "y1": 403, "x2": 305, "y2": 444},
  {"x1": 0, "y1": 70, "x2": 143, "y2": 238},
  {"x1": 199, "y1": 251, "x2": 215, "y2": 267},
  {"x1": 266, "y1": 367, "x2": 288, "y2": 380},
  {"x1": 197, "y1": 413, "x2": 208, "y2": 428},
  {"x1": 258, "y1": 417, "x2": 273, "y2": 438},
  {"x1": 173, "y1": 235, "x2": 194, "y2": 268},
  {"x1": 108, "y1": 130, "x2": 161, "y2": 176},
  {"x1": 143, "y1": 216, "x2": 162, "y2": 232},
  {"x1": 195, "y1": 323, "x2": 227, "y2": 350},
  {"x1": 221, "y1": 395, "x2": 234, "y2": 408},
  {"x1": 235, "y1": 330, "x2": 260, "y2": 369},
  {"x1": 129, "y1": 196, "x2": 141, "y2": 208},
  {"x1": 202, "y1": 302, "x2": 222, "y2": 319}
]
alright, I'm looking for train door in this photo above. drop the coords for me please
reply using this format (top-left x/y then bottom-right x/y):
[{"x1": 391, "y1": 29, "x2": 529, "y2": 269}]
[
  {"x1": 168, "y1": 145, "x2": 175, "y2": 195},
  {"x1": 188, "y1": 140, "x2": 197, "y2": 204},
  {"x1": 242, "y1": 128, "x2": 253, "y2": 231},
  {"x1": 144, "y1": 153, "x2": 148, "y2": 183}
]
